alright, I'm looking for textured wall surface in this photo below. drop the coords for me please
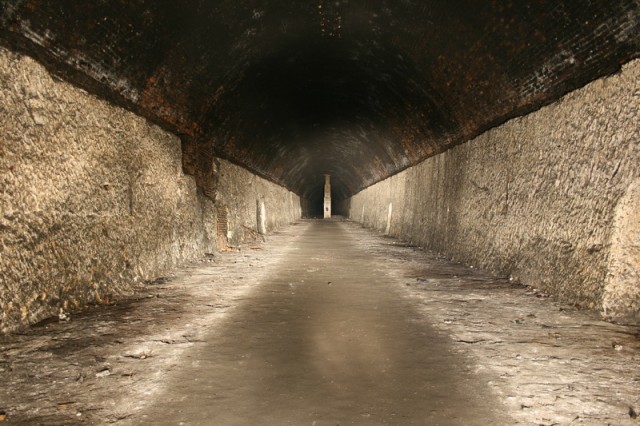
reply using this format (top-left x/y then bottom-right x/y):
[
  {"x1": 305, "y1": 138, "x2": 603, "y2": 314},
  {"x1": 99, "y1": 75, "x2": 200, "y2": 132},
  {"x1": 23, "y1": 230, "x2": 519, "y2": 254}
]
[
  {"x1": 213, "y1": 158, "x2": 301, "y2": 246},
  {"x1": 346, "y1": 60, "x2": 640, "y2": 322},
  {"x1": 0, "y1": 47, "x2": 299, "y2": 333}
]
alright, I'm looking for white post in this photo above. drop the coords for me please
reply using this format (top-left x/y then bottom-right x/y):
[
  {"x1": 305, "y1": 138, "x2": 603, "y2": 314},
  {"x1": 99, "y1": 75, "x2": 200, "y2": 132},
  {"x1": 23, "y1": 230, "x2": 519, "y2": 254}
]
[
  {"x1": 323, "y1": 175, "x2": 331, "y2": 219},
  {"x1": 385, "y1": 202, "x2": 393, "y2": 235},
  {"x1": 257, "y1": 199, "x2": 267, "y2": 234}
]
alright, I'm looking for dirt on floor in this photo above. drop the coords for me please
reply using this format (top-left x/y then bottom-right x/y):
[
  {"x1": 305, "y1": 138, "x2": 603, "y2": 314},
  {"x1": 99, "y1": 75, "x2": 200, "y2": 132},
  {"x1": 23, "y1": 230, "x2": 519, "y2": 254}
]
[{"x1": 0, "y1": 219, "x2": 638, "y2": 425}]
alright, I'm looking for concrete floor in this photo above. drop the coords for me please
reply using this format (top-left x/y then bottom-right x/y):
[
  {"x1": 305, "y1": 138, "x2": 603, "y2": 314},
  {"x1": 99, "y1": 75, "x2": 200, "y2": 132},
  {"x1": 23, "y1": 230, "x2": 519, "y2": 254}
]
[
  {"x1": 137, "y1": 219, "x2": 509, "y2": 425},
  {"x1": 1, "y1": 219, "x2": 639, "y2": 425}
]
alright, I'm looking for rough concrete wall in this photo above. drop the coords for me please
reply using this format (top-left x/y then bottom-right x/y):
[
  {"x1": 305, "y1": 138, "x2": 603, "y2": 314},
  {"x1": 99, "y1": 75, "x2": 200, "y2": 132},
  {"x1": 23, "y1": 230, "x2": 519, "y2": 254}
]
[
  {"x1": 213, "y1": 158, "x2": 301, "y2": 246},
  {"x1": 347, "y1": 59, "x2": 640, "y2": 322},
  {"x1": 0, "y1": 47, "x2": 300, "y2": 333},
  {"x1": 603, "y1": 179, "x2": 640, "y2": 319},
  {"x1": 0, "y1": 47, "x2": 217, "y2": 332}
]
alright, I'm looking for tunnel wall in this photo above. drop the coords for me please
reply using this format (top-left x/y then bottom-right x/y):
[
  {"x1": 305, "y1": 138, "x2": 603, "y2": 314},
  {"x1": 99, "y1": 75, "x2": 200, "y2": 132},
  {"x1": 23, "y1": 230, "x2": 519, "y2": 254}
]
[
  {"x1": 213, "y1": 157, "x2": 301, "y2": 246},
  {"x1": 0, "y1": 47, "x2": 300, "y2": 333},
  {"x1": 345, "y1": 59, "x2": 640, "y2": 323}
]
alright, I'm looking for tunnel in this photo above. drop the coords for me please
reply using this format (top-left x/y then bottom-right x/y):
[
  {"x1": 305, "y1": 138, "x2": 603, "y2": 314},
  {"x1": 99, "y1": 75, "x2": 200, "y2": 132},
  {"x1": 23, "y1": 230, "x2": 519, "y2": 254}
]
[{"x1": 1, "y1": 1, "x2": 639, "y2": 424}]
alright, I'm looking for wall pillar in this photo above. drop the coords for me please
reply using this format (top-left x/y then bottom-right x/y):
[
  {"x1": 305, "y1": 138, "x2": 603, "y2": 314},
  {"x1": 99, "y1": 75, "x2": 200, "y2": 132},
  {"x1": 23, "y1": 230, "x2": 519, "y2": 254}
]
[{"x1": 324, "y1": 174, "x2": 331, "y2": 219}]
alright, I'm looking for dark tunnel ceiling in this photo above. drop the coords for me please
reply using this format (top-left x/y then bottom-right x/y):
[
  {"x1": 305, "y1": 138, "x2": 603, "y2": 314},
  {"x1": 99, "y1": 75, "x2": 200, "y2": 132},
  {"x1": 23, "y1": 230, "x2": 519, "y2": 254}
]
[{"x1": 1, "y1": 1, "x2": 639, "y2": 200}]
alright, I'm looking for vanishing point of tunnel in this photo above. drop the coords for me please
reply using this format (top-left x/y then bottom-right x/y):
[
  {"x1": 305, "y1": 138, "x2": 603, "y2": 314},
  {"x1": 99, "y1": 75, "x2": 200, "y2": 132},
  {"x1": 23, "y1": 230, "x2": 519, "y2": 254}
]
[{"x1": 0, "y1": 1, "x2": 639, "y2": 425}]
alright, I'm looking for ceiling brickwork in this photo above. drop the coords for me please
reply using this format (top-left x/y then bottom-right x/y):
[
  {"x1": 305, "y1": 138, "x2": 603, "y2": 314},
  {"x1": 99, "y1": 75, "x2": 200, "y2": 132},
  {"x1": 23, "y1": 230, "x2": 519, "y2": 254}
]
[{"x1": 1, "y1": 1, "x2": 638, "y2": 200}]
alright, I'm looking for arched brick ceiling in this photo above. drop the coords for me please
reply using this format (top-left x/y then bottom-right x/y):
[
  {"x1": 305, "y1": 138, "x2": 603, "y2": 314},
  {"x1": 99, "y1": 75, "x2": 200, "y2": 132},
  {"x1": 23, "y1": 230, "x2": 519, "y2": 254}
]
[{"x1": 1, "y1": 1, "x2": 639, "y2": 200}]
